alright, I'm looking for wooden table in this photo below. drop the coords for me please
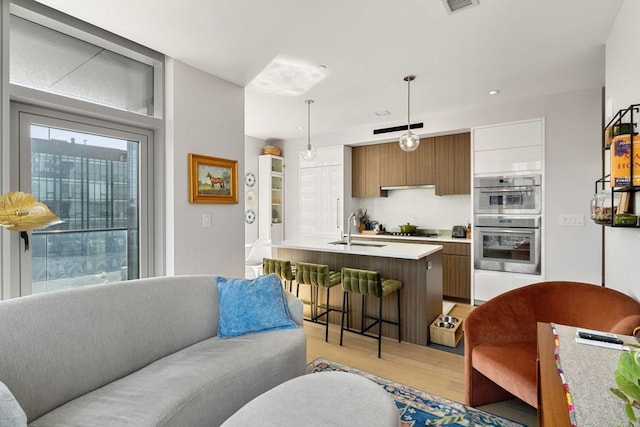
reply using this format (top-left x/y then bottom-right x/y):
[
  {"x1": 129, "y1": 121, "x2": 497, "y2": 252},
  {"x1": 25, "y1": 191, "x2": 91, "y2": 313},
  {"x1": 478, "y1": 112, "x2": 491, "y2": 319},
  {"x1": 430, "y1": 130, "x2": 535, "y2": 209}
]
[
  {"x1": 537, "y1": 322, "x2": 631, "y2": 427},
  {"x1": 537, "y1": 322, "x2": 572, "y2": 427}
]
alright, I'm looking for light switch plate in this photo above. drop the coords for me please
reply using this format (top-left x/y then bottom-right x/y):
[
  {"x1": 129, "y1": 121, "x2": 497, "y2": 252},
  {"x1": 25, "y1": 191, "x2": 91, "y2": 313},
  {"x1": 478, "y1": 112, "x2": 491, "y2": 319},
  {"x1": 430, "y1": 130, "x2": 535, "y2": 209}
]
[
  {"x1": 559, "y1": 215, "x2": 584, "y2": 226},
  {"x1": 202, "y1": 213, "x2": 212, "y2": 227}
]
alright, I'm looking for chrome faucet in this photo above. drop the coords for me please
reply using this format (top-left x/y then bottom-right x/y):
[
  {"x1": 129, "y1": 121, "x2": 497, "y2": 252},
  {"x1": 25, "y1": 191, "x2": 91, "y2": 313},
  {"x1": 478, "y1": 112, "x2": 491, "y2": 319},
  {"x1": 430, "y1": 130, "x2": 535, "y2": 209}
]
[{"x1": 345, "y1": 212, "x2": 358, "y2": 246}]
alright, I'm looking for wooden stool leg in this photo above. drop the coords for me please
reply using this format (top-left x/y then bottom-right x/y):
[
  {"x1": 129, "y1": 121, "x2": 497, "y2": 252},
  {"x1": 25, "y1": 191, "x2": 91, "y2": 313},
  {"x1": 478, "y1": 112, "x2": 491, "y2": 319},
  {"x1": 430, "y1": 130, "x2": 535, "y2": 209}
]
[
  {"x1": 340, "y1": 292, "x2": 348, "y2": 346},
  {"x1": 360, "y1": 294, "x2": 366, "y2": 333},
  {"x1": 397, "y1": 290, "x2": 401, "y2": 343},
  {"x1": 324, "y1": 287, "x2": 330, "y2": 342},
  {"x1": 377, "y1": 296, "x2": 383, "y2": 358}
]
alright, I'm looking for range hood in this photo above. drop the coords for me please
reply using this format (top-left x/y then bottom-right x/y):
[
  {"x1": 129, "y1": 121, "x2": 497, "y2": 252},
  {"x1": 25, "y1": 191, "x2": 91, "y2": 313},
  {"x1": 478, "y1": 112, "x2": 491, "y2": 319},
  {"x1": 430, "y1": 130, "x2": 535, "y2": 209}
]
[{"x1": 380, "y1": 184, "x2": 435, "y2": 191}]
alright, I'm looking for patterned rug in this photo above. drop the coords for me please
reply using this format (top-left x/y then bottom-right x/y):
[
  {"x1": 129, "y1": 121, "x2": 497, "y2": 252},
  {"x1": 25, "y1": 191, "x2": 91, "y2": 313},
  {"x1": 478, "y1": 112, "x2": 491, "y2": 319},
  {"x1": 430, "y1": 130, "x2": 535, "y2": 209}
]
[{"x1": 307, "y1": 357, "x2": 526, "y2": 427}]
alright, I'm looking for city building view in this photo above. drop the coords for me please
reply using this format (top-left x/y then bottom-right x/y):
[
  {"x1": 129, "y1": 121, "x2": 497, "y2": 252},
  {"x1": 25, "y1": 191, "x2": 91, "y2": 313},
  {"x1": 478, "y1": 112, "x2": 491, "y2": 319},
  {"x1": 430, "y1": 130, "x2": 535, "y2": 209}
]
[{"x1": 30, "y1": 132, "x2": 139, "y2": 293}]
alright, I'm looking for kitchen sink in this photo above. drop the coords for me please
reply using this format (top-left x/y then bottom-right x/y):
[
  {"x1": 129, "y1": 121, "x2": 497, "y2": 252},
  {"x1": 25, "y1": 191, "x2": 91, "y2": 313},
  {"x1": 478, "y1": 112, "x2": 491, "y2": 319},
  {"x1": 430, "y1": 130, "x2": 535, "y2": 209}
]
[{"x1": 328, "y1": 241, "x2": 387, "y2": 247}]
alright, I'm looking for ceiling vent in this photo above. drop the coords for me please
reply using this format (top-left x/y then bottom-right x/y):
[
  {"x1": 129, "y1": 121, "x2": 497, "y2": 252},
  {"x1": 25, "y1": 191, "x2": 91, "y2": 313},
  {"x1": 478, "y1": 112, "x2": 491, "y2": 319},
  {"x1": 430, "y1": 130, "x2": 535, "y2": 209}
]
[{"x1": 441, "y1": 0, "x2": 479, "y2": 14}]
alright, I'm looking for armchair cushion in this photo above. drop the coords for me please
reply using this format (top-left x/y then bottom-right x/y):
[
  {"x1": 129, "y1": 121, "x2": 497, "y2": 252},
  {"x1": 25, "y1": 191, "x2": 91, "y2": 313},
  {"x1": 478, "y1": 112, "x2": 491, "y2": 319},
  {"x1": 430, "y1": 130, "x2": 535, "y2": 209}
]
[{"x1": 217, "y1": 274, "x2": 297, "y2": 338}]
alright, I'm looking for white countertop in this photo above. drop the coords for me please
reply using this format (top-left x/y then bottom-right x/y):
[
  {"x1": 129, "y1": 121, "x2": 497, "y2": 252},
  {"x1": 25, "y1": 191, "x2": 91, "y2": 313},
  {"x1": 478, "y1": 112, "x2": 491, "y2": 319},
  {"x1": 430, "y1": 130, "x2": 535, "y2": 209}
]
[
  {"x1": 353, "y1": 233, "x2": 471, "y2": 244},
  {"x1": 273, "y1": 238, "x2": 442, "y2": 260}
]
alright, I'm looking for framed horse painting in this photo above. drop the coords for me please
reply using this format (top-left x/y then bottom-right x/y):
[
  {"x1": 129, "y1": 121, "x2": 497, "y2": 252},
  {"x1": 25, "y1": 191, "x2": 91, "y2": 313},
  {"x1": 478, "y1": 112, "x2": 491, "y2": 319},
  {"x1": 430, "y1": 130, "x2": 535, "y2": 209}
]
[{"x1": 188, "y1": 153, "x2": 238, "y2": 204}]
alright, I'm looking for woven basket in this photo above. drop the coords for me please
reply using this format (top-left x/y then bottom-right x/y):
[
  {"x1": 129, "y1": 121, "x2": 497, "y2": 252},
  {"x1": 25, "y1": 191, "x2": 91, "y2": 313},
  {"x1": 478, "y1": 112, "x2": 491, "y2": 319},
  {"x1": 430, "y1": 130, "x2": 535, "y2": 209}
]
[{"x1": 262, "y1": 145, "x2": 281, "y2": 156}]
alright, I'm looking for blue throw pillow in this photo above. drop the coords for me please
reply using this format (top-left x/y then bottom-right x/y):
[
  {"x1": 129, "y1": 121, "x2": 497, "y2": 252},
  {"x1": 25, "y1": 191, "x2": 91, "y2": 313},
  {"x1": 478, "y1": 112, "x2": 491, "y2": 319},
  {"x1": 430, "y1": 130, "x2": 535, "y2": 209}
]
[{"x1": 217, "y1": 274, "x2": 297, "y2": 338}]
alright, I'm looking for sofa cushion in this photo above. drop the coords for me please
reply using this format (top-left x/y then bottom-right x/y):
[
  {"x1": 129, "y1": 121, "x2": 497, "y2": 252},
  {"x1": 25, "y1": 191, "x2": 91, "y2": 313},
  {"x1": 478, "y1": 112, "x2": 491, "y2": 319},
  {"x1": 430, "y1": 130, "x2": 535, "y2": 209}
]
[
  {"x1": 1, "y1": 381, "x2": 27, "y2": 427},
  {"x1": 472, "y1": 342, "x2": 538, "y2": 407},
  {"x1": 29, "y1": 328, "x2": 307, "y2": 427},
  {"x1": 217, "y1": 274, "x2": 297, "y2": 338},
  {"x1": 0, "y1": 276, "x2": 220, "y2": 422}
]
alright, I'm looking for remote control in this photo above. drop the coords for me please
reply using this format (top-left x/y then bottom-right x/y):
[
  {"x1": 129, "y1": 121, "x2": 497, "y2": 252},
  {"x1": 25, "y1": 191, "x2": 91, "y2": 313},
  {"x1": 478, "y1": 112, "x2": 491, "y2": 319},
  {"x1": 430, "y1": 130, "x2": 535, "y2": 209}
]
[{"x1": 577, "y1": 331, "x2": 623, "y2": 345}]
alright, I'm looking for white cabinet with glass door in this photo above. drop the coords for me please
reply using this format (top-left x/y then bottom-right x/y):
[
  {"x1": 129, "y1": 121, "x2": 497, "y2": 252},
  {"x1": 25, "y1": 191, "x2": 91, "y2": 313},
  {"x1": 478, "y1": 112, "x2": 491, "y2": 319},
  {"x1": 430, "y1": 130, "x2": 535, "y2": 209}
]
[
  {"x1": 258, "y1": 155, "x2": 284, "y2": 243},
  {"x1": 299, "y1": 146, "x2": 352, "y2": 240}
]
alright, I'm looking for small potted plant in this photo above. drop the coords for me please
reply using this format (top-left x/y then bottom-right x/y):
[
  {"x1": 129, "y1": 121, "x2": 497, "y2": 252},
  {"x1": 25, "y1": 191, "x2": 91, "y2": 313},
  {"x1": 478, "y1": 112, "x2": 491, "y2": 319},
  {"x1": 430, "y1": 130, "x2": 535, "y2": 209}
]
[{"x1": 611, "y1": 327, "x2": 640, "y2": 426}]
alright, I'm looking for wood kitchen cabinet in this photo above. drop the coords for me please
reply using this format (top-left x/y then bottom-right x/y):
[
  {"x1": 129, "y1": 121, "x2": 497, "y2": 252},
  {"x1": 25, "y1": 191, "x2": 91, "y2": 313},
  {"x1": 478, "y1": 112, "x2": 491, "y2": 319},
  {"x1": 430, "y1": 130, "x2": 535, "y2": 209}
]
[
  {"x1": 438, "y1": 242, "x2": 471, "y2": 301},
  {"x1": 407, "y1": 137, "x2": 436, "y2": 185},
  {"x1": 352, "y1": 144, "x2": 382, "y2": 198},
  {"x1": 434, "y1": 132, "x2": 471, "y2": 195},
  {"x1": 352, "y1": 132, "x2": 469, "y2": 197},
  {"x1": 378, "y1": 138, "x2": 436, "y2": 187},
  {"x1": 379, "y1": 142, "x2": 407, "y2": 186}
]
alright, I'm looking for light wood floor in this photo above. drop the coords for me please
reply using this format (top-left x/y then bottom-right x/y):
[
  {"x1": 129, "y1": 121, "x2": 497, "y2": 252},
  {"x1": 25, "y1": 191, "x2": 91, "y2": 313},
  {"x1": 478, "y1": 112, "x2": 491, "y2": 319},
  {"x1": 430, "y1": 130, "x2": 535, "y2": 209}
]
[{"x1": 304, "y1": 302, "x2": 538, "y2": 426}]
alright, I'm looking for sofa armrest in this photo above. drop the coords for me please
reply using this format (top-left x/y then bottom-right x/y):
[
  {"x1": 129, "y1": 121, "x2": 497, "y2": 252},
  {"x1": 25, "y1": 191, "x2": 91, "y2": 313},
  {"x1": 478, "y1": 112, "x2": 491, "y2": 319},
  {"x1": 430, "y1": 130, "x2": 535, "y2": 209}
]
[{"x1": 284, "y1": 290, "x2": 304, "y2": 327}]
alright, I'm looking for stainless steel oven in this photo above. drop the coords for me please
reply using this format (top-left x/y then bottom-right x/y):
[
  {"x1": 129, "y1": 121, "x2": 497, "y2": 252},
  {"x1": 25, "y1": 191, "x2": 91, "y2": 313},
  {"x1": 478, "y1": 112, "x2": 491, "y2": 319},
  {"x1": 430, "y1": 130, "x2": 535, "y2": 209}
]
[
  {"x1": 474, "y1": 174, "x2": 541, "y2": 214},
  {"x1": 474, "y1": 215, "x2": 541, "y2": 275}
]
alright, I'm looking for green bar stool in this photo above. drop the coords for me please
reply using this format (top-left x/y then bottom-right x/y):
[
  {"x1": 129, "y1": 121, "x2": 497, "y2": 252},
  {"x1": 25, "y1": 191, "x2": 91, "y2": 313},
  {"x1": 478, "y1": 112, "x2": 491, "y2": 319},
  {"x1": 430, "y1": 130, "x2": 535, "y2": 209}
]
[
  {"x1": 295, "y1": 262, "x2": 342, "y2": 342},
  {"x1": 262, "y1": 258, "x2": 295, "y2": 292},
  {"x1": 339, "y1": 267, "x2": 403, "y2": 358}
]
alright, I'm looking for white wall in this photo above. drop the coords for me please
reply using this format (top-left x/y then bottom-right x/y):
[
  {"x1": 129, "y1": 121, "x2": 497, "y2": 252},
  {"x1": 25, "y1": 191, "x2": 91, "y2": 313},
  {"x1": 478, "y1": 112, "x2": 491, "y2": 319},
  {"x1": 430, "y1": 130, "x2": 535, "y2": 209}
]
[
  {"x1": 604, "y1": 0, "x2": 640, "y2": 299},
  {"x1": 165, "y1": 59, "x2": 245, "y2": 277},
  {"x1": 282, "y1": 87, "x2": 603, "y2": 284},
  {"x1": 244, "y1": 135, "x2": 263, "y2": 246}
]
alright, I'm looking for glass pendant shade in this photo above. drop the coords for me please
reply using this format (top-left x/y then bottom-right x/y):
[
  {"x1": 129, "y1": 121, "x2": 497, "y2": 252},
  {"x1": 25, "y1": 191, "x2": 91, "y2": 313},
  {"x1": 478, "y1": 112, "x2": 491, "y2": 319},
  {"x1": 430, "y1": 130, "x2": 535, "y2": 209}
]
[
  {"x1": 399, "y1": 75, "x2": 420, "y2": 152},
  {"x1": 300, "y1": 99, "x2": 317, "y2": 161},
  {"x1": 399, "y1": 130, "x2": 420, "y2": 152},
  {"x1": 301, "y1": 143, "x2": 317, "y2": 161}
]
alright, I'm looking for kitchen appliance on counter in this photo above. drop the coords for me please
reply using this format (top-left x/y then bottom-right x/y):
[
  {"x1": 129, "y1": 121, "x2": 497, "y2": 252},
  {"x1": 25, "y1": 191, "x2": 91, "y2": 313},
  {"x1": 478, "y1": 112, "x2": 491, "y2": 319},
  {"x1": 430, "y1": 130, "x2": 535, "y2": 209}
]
[
  {"x1": 474, "y1": 174, "x2": 541, "y2": 214},
  {"x1": 451, "y1": 225, "x2": 467, "y2": 238},
  {"x1": 474, "y1": 215, "x2": 541, "y2": 275}
]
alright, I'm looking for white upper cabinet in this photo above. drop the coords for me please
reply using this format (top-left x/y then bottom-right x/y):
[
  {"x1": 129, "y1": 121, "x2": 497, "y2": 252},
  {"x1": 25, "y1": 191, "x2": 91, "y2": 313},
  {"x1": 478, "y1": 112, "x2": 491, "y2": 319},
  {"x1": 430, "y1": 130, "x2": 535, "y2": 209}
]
[{"x1": 473, "y1": 119, "x2": 544, "y2": 175}]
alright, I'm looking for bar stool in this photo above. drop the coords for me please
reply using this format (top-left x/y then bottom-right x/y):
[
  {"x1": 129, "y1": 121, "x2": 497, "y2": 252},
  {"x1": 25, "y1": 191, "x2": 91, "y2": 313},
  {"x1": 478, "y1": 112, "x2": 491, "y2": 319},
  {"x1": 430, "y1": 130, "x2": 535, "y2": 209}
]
[
  {"x1": 295, "y1": 262, "x2": 342, "y2": 342},
  {"x1": 262, "y1": 258, "x2": 295, "y2": 292},
  {"x1": 339, "y1": 267, "x2": 403, "y2": 358}
]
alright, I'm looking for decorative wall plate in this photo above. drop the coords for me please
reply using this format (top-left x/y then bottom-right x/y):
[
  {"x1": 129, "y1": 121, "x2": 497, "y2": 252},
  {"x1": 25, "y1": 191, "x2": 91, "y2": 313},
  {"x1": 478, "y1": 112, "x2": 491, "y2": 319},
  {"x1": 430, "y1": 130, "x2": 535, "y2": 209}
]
[
  {"x1": 245, "y1": 209, "x2": 256, "y2": 224},
  {"x1": 245, "y1": 172, "x2": 256, "y2": 187}
]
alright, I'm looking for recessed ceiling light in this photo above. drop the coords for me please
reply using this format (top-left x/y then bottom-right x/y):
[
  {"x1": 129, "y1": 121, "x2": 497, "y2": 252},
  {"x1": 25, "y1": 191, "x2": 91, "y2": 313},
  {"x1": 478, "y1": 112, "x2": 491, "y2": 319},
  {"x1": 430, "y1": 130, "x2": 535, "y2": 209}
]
[
  {"x1": 488, "y1": 89, "x2": 500, "y2": 95},
  {"x1": 248, "y1": 56, "x2": 329, "y2": 96},
  {"x1": 375, "y1": 110, "x2": 392, "y2": 116}
]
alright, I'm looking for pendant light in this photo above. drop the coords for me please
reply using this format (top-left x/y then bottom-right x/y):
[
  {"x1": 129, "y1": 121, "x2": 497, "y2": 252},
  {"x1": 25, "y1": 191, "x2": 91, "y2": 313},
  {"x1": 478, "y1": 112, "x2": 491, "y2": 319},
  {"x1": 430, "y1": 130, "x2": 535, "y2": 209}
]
[
  {"x1": 399, "y1": 75, "x2": 420, "y2": 152},
  {"x1": 300, "y1": 99, "x2": 317, "y2": 161}
]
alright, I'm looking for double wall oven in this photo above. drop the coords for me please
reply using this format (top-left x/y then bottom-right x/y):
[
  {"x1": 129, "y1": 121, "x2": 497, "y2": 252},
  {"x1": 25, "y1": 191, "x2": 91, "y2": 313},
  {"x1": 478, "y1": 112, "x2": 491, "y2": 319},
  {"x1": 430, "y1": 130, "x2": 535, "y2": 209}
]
[{"x1": 474, "y1": 174, "x2": 542, "y2": 275}]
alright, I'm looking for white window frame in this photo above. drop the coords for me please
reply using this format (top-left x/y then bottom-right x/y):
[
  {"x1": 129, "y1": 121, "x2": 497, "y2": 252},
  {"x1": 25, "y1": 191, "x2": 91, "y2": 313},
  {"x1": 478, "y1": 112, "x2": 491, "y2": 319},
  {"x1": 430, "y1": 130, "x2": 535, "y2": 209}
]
[
  {"x1": 1, "y1": 0, "x2": 165, "y2": 299},
  {"x1": 12, "y1": 103, "x2": 155, "y2": 295}
]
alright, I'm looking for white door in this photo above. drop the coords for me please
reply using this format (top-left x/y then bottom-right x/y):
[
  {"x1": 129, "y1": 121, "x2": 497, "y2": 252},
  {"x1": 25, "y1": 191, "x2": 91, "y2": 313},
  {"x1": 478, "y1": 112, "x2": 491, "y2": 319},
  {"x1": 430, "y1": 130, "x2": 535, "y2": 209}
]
[{"x1": 299, "y1": 164, "x2": 343, "y2": 240}]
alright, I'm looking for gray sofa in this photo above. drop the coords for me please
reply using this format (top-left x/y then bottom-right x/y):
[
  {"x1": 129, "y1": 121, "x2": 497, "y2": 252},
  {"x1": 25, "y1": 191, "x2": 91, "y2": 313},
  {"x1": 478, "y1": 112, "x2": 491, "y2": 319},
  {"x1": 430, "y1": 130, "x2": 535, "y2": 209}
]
[{"x1": 0, "y1": 275, "x2": 306, "y2": 426}]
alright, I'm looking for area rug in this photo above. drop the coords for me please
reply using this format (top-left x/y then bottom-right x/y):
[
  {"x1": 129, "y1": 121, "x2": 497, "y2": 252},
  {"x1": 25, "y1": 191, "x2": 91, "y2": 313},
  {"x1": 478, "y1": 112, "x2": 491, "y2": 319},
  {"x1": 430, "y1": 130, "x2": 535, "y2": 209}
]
[{"x1": 307, "y1": 357, "x2": 526, "y2": 427}]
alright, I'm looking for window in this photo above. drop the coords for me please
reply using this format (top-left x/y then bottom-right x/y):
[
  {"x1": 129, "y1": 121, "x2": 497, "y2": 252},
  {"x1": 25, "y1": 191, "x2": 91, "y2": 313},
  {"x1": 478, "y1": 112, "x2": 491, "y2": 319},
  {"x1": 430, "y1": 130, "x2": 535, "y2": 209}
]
[
  {"x1": 16, "y1": 109, "x2": 153, "y2": 294},
  {"x1": 9, "y1": 14, "x2": 157, "y2": 116},
  {"x1": 4, "y1": 2, "x2": 162, "y2": 297}
]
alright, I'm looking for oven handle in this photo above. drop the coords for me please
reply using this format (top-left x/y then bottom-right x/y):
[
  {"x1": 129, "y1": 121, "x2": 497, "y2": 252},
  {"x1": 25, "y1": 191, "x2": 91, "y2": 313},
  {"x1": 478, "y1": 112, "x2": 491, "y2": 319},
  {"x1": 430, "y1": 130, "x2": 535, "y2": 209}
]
[
  {"x1": 476, "y1": 187, "x2": 535, "y2": 193},
  {"x1": 475, "y1": 226, "x2": 539, "y2": 233}
]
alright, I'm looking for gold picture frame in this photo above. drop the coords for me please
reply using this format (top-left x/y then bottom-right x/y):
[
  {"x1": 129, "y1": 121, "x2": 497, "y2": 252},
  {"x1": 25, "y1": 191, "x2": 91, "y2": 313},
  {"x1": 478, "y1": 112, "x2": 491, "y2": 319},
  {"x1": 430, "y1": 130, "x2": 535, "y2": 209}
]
[{"x1": 188, "y1": 153, "x2": 238, "y2": 204}]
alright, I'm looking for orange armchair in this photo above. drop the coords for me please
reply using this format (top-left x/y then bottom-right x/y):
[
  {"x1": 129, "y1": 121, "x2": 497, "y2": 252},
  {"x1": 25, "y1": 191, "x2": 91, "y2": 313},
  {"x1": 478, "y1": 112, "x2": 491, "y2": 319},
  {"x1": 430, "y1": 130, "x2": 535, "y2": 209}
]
[{"x1": 464, "y1": 281, "x2": 640, "y2": 408}]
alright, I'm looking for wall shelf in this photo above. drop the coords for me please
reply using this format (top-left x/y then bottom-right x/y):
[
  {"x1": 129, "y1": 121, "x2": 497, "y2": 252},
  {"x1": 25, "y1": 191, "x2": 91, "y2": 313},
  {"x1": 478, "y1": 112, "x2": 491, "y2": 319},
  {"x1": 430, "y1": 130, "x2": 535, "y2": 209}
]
[{"x1": 594, "y1": 104, "x2": 640, "y2": 227}]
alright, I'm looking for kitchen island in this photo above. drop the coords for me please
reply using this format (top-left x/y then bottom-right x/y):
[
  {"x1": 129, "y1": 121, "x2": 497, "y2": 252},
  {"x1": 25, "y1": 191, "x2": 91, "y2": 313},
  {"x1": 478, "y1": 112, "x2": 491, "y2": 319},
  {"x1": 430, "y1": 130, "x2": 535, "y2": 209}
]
[{"x1": 273, "y1": 239, "x2": 443, "y2": 346}]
